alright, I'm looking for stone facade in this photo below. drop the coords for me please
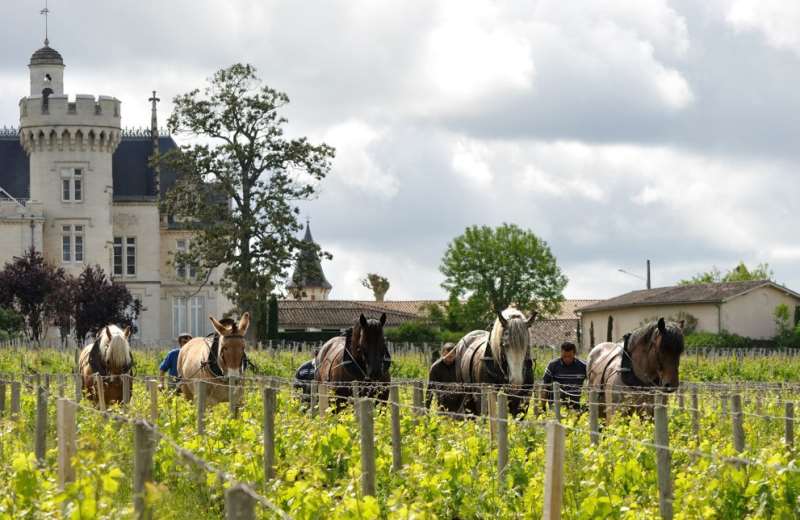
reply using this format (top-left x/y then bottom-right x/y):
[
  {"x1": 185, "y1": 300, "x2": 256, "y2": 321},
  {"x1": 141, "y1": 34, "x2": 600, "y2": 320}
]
[{"x1": 0, "y1": 41, "x2": 233, "y2": 344}]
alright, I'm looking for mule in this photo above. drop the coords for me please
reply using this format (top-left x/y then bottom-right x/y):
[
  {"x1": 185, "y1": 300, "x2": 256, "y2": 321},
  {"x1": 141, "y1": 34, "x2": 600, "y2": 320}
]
[
  {"x1": 432, "y1": 308, "x2": 536, "y2": 417},
  {"x1": 314, "y1": 313, "x2": 391, "y2": 408},
  {"x1": 177, "y1": 313, "x2": 250, "y2": 406},
  {"x1": 587, "y1": 317, "x2": 684, "y2": 420},
  {"x1": 78, "y1": 325, "x2": 133, "y2": 406}
]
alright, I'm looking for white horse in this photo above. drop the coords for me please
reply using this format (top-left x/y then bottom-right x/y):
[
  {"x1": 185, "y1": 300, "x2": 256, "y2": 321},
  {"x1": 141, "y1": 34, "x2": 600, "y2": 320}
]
[{"x1": 78, "y1": 325, "x2": 133, "y2": 405}]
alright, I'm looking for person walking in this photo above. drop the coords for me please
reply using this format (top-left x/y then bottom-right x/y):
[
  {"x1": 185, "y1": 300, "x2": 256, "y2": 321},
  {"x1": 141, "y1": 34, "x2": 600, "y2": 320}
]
[
  {"x1": 159, "y1": 333, "x2": 193, "y2": 392},
  {"x1": 541, "y1": 341, "x2": 587, "y2": 411}
]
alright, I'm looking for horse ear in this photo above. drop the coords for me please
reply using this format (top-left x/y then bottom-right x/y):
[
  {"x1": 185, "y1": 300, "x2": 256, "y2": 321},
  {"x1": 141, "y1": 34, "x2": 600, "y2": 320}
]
[
  {"x1": 379, "y1": 313, "x2": 387, "y2": 327},
  {"x1": 526, "y1": 312, "x2": 538, "y2": 328},
  {"x1": 123, "y1": 326, "x2": 132, "y2": 339},
  {"x1": 209, "y1": 316, "x2": 228, "y2": 336},
  {"x1": 105, "y1": 327, "x2": 112, "y2": 342},
  {"x1": 657, "y1": 317, "x2": 666, "y2": 333},
  {"x1": 238, "y1": 312, "x2": 251, "y2": 336},
  {"x1": 496, "y1": 311, "x2": 508, "y2": 328},
  {"x1": 359, "y1": 314, "x2": 368, "y2": 328}
]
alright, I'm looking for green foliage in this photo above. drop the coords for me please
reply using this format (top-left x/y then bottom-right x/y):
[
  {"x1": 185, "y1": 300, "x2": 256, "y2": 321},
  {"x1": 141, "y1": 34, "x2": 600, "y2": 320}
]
[
  {"x1": 157, "y1": 63, "x2": 335, "y2": 315},
  {"x1": 361, "y1": 273, "x2": 390, "y2": 302},
  {"x1": 268, "y1": 293, "x2": 279, "y2": 339},
  {"x1": 679, "y1": 261, "x2": 774, "y2": 285},
  {"x1": 384, "y1": 320, "x2": 440, "y2": 343},
  {"x1": 683, "y1": 331, "x2": 755, "y2": 350},
  {"x1": 440, "y1": 223, "x2": 567, "y2": 316},
  {"x1": 0, "y1": 306, "x2": 23, "y2": 340}
]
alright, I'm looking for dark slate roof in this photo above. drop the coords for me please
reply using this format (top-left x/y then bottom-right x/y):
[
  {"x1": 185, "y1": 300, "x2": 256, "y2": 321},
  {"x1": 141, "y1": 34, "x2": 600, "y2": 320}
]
[
  {"x1": 286, "y1": 223, "x2": 332, "y2": 290},
  {"x1": 0, "y1": 133, "x2": 179, "y2": 202},
  {"x1": 278, "y1": 300, "x2": 418, "y2": 329},
  {"x1": 30, "y1": 44, "x2": 64, "y2": 65},
  {"x1": 112, "y1": 136, "x2": 179, "y2": 201},
  {"x1": 577, "y1": 280, "x2": 799, "y2": 313},
  {"x1": 0, "y1": 135, "x2": 29, "y2": 199}
]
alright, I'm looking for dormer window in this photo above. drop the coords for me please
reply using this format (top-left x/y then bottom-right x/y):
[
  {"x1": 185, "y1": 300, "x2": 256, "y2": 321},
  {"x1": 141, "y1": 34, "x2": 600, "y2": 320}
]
[{"x1": 61, "y1": 168, "x2": 83, "y2": 202}]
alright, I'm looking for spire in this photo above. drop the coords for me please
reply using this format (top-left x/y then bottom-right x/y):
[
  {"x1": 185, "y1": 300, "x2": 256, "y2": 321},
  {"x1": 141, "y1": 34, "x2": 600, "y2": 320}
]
[
  {"x1": 286, "y1": 219, "x2": 332, "y2": 294},
  {"x1": 149, "y1": 90, "x2": 161, "y2": 197},
  {"x1": 303, "y1": 218, "x2": 313, "y2": 241},
  {"x1": 40, "y1": 0, "x2": 50, "y2": 46}
]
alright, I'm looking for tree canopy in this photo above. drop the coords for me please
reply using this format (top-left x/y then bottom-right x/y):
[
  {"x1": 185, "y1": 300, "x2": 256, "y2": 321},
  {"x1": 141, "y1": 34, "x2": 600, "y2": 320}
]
[
  {"x1": 361, "y1": 273, "x2": 390, "y2": 302},
  {"x1": 678, "y1": 262, "x2": 773, "y2": 286},
  {"x1": 440, "y1": 224, "x2": 567, "y2": 317},
  {"x1": 158, "y1": 63, "x2": 335, "y2": 318}
]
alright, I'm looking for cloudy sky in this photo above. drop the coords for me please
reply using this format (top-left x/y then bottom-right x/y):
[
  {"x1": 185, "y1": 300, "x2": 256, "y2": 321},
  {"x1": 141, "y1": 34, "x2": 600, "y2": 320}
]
[{"x1": 2, "y1": 1, "x2": 799, "y2": 300}]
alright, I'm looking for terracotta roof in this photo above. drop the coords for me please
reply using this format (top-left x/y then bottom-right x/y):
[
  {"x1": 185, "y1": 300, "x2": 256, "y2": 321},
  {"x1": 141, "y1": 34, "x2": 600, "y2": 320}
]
[
  {"x1": 529, "y1": 319, "x2": 578, "y2": 348},
  {"x1": 352, "y1": 300, "x2": 444, "y2": 316},
  {"x1": 577, "y1": 280, "x2": 799, "y2": 313},
  {"x1": 278, "y1": 300, "x2": 419, "y2": 330}
]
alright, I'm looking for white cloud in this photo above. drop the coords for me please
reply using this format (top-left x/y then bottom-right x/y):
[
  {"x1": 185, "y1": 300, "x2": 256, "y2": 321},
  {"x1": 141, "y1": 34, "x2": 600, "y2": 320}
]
[
  {"x1": 726, "y1": 1, "x2": 800, "y2": 55},
  {"x1": 451, "y1": 139, "x2": 494, "y2": 188}
]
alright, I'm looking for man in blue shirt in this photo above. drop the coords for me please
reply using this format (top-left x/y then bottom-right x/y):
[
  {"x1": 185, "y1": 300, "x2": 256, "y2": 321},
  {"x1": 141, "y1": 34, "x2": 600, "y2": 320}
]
[
  {"x1": 542, "y1": 341, "x2": 587, "y2": 411},
  {"x1": 159, "y1": 333, "x2": 192, "y2": 392}
]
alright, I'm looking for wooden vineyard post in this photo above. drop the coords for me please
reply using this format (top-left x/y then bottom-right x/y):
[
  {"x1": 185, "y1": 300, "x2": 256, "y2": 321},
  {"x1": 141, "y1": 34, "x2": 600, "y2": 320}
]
[
  {"x1": 310, "y1": 381, "x2": 318, "y2": 418},
  {"x1": 481, "y1": 386, "x2": 489, "y2": 416},
  {"x1": 74, "y1": 373, "x2": 82, "y2": 403},
  {"x1": 57, "y1": 398, "x2": 77, "y2": 489},
  {"x1": 412, "y1": 381, "x2": 424, "y2": 415},
  {"x1": 721, "y1": 392, "x2": 728, "y2": 416},
  {"x1": 552, "y1": 382, "x2": 561, "y2": 423},
  {"x1": 589, "y1": 388, "x2": 600, "y2": 445},
  {"x1": 678, "y1": 386, "x2": 685, "y2": 411},
  {"x1": 497, "y1": 392, "x2": 509, "y2": 479},
  {"x1": 731, "y1": 394, "x2": 745, "y2": 454},
  {"x1": 35, "y1": 384, "x2": 48, "y2": 464},
  {"x1": 654, "y1": 393, "x2": 673, "y2": 520},
  {"x1": 147, "y1": 379, "x2": 158, "y2": 425},
  {"x1": 318, "y1": 383, "x2": 329, "y2": 419},
  {"x1": 359, "y1": 398, "x2": 376, "y2": 497},
  {"x1": 94, "y1": 374, "x2": 106, "y2": 412},
  {"x1": 263, "y1": 386, "x2": 276, "y2": 481},
  {"x1": 229, "y1": 375, "x2": 239, "y2": 418},
  {"x1": 390, "y1": 385, "x2": 402, "y2": 471},
  {"x1": 57, "y1": 374, "x2": 65, "y2": 398},
  {"x1": 691, "y1": 384, "x2": 700, "y2": 439},
  {"x1": 542, "y1": 421, "x2": 565, "y2": 520},
  {"x1": 488, "y1": 388, "x2": 498, "y2": 443},
  {"x1": 133, "y1": 421, "x2": 155, "y2": 520},
  {"x1": 122, "y1": 374, "x2": 131, "y2": 406},
  {"x1": 196, "y1": 380, "x2": 207, "y2": 435},
  {"x1": 786, "y1": 401, "x2": 795, "y2": 448},
  {"x1": 0, "y1": 380, "x2": 5, "y2": 416},
  {"x1": 225, "y1": 483, "x2": 255, "y2": 520},
  {"x1": 352, "y1": 382, "x2": 360, "y2": 420},
  {"x1": 10, "y1": 381, "x2": 20, "y2": 418}
]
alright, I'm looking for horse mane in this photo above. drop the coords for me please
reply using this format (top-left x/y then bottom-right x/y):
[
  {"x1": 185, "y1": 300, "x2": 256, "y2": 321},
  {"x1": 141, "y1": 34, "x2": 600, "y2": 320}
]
[
  {"x1": 629, "y1": 320, "x2": 684, "y2": 355},
  {"x1": 489, "y1": 307, "x2": 529, "y2": 360},
  {"x1": 100, "y1": 325, "x2": 131, "y2": 370}
]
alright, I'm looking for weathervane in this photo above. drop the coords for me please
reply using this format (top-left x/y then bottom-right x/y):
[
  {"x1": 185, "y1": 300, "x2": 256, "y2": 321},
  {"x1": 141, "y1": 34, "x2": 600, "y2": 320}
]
[{"x1": 40, "y1": 0, "x2": 50, "y2": 45}]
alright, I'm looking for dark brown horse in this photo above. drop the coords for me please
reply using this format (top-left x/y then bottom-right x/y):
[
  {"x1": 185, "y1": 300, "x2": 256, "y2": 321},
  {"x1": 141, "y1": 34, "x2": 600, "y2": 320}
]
[
  {"x1": 314, "y1": 313, "x2": 391, "y2": 407},
  {"x1": 431, "y1": 307, "x2": 537, "y2": 417},
  {"x1": 587, "y1": 317, "x2": 684, "y2": 420},
  {"x1": 78, "y1": 325, "x2": 133, "y2": 406}
]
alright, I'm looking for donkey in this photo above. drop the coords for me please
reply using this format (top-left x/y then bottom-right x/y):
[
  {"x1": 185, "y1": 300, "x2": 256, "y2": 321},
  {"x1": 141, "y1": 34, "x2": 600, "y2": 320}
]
[
  {"x1": 432, "y1": 307, "x2": 536, "y2": 417},
  {"x1": 177, "y1": 313, "x2": 250, "y2": 406},
  {"x1": 78, "y1": 325, "x2": 133, "y2": 406},
  {"x1": 314, "y1": 313, "x2": 391, "y2": 409},
  {"x1": 587, "y1": 317, "x2": 684, "y2": 420}
]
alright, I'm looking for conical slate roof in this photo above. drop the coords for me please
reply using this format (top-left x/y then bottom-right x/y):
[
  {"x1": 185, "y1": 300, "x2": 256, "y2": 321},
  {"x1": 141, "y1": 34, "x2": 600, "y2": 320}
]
[
  {"x1": 30, "y1": 43, "x2": 64, "y2": 66},
  {"x1": 286, "y1": 222, "x2": 332, "y2": 290}
]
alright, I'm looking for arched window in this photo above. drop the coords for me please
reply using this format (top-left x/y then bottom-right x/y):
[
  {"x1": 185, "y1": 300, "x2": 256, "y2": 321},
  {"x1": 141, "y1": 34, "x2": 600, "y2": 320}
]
[{"x1": 41, "y1": 87, "x2": 54, "y2": 113}]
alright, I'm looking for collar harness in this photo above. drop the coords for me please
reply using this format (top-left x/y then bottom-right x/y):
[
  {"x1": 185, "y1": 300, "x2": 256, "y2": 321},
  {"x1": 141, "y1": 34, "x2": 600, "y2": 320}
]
[
  {"x1": 88, "y1": 337, "x2": 134, "y2": 377},
  {"x1": 481, "y1": 324, "x2": 534, "y2": 385},
  {"x1": 619, "y1": 332, "x2": 660, "y2": 387},
  {"x1": 202, "y1": 333, "x2": 248, "y2": 378},
  {"x1": 337, "y1": 328, "x2": 392, "y2": 381}
]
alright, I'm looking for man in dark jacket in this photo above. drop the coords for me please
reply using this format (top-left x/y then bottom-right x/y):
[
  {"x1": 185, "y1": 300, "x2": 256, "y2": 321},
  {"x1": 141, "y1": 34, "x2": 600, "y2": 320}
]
[
  {"x1": 426, "y1": 342, "x2": 461, "y2": 411},
  {"x1": 541, "y1": 341, "x2": 587, "y2": 411}
]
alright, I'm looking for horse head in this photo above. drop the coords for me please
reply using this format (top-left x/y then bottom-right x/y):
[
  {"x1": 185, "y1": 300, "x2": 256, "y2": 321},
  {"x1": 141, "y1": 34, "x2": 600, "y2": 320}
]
[
  {"x1": 491, "y1": 308, "x2": 537, "y2": 386},
  {"x1": 352, "y1": 313, "x2": 387, "y2": 380},
  {"x1": 210, "y1": 313, "x2": 250, "y2": 377},
  {"x1": 99, "y1": 325, "x2": 132, "y2": 374},
  {"x1": 631, "y1": 317, "x2": 685, "y2": 391}
]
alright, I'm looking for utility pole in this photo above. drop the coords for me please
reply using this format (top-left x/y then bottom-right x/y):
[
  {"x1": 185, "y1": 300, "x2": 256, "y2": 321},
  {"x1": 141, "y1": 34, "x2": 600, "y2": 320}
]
[{"x1": 646, "y1": 259, "x2": 651, "y2": 290}]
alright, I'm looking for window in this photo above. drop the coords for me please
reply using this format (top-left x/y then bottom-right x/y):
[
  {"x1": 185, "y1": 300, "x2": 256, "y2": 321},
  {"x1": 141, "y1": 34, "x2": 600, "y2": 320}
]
[
  {"x1": 175, "y1": 239, "x2": 196, "y2": 280},
  {"x1": 62, "y1": 225, "x2": 84, "y2": 263},
  {"x1": 60, "y1": 168, "x2": 83, "y2": 202},
  {"x1": 113, "y1": 236, "x2": 137, "y2": 276},
  {"x1": 173, "y1": 296, "x2": 206, "y2": 337}
]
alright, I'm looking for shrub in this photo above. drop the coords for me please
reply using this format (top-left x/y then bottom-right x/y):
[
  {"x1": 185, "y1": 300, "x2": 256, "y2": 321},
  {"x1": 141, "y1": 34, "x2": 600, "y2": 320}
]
[
  {"x1": 683, "y1": 332, "x2": 755, "y2": 350},
  {"x1": 384, "y1": 320, "x2": 440, "y2": 343}
]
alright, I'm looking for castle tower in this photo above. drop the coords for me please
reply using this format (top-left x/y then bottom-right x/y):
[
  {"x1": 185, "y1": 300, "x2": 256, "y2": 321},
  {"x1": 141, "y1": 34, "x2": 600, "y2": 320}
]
[
  {"x1": 19, "y1": 41, "x2": 121, "y2": 275},
  {"x1": 286, "y1": 221, "x2": 332, "y2": 301}
]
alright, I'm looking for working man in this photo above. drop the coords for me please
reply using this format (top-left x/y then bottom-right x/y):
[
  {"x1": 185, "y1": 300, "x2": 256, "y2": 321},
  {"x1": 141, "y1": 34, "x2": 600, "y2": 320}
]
[
  {"x1": 541, "y1": 341, "x2": 587, "y2": 411},
  {"x1": 159, "y1": 332, "x2": 193, "y2": 392},
  {"x1": 425, "y1": 342, "x2": 460, "y2": 411}
]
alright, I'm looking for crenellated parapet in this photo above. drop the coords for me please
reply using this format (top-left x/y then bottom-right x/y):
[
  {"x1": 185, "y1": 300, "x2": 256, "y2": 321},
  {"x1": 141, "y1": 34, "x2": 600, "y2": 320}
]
[{"x1": 19, "y1": 94, "x2": 121, "y2": 154}]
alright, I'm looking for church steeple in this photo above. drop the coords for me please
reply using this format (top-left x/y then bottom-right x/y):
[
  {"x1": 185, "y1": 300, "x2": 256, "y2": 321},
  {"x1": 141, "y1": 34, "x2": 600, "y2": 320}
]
[
  {"x1": 286, "y1": 219, "x2": 332, "y2": 300},
  {"x1": 149, "y1": 90, "x2": 161, "y2": 196}
]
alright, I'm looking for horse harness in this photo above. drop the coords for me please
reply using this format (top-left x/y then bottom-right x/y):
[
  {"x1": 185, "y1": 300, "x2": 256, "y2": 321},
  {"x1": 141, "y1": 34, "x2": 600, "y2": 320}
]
[
  {"x1": 323, "y1": 328, "x2": 391, "y2": 381},
  {"x1": 598, "y1": 333, "x2": 659, "y2": 389},
  {"x1": 199, "y1": 333, "x2": 249, "y2": 378},
  {"x1": 477, "y1": 325, "x2": 534, "y2": 385},
  {"x1": 88, "y1": 337, "x2": 134, "y2": 378}
]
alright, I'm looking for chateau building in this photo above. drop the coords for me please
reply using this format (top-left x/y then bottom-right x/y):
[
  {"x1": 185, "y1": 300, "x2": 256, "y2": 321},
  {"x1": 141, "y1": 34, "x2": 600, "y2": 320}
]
[{"x1": 0, "y1": 40, "x2": 233, "y2": 343}]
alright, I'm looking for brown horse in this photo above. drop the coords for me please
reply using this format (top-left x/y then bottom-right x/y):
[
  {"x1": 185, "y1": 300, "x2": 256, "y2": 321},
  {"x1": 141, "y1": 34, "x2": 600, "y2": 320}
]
[
  {"x1": 78, "y1": 325, "x2": 133, "y2": 406},
  {"x1": 314, "y1": 313, "x2": 391, "y2": 407},
  {"x1": 432, "y1": 308, "x2": 536, "y2": 417},
  {"x1": 178, "y1": 313, "x2": 250, "y2": 406},
  {"x1": 587, "y1": 317, "x2": 684, "y2": 420}
]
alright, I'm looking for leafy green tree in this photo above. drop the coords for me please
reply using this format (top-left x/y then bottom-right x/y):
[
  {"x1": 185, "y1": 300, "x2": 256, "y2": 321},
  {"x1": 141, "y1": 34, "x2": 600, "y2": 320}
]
[
  {"x1": 361, "y1": 273, "x2": 390, "y2": 302},
  {"x1": 0, "y1": 307, "x2": 24, "y2": 341},
  {"x1": 157, "y1": 63, "x2": 335, "y2": 327},
  {"x1": 440, "y1": 224, "x2": 567, "y2": 316},
  {"x1": 679, "y1": 262, "x2": 773, "y2": 285}
]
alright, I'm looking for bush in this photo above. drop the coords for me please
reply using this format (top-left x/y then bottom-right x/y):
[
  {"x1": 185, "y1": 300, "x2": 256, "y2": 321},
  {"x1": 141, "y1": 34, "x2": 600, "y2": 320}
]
[
  {"x1": 684, "y1": 332, "x2": 755, "y2": 350},
  {"x1": 384, "y1": 321, "x2": 440, "y2": 343},
  {"x1": 0, "y1": 306, "x2": 23, "y2": 339}
]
